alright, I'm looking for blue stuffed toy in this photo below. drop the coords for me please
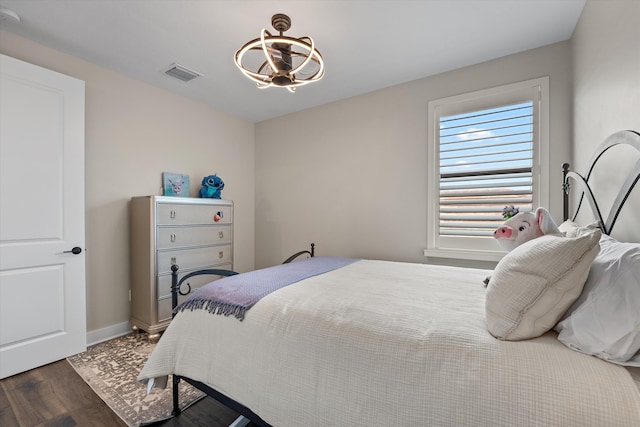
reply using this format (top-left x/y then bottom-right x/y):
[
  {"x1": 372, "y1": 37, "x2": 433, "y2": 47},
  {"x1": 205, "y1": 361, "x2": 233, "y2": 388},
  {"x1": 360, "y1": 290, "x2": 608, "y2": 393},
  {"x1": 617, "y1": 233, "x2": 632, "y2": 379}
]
[{"x1": 199, "y1": 174, "x2": 224, "y2": 199}]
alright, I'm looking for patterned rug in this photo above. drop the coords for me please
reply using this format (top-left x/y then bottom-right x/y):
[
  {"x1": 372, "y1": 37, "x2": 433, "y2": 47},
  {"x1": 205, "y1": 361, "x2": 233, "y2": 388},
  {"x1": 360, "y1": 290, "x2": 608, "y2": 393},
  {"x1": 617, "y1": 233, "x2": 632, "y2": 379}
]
[{"x1": 67, "y1": 332, "x2": 205, "y2": 426}]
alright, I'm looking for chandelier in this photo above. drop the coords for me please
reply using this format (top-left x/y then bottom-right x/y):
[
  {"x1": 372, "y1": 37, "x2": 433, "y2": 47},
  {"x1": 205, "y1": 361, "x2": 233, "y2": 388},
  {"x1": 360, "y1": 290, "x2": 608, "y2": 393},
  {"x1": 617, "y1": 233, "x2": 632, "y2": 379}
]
[{"x1": 234, "y1": 14, "x2": 325, "y2": 92}]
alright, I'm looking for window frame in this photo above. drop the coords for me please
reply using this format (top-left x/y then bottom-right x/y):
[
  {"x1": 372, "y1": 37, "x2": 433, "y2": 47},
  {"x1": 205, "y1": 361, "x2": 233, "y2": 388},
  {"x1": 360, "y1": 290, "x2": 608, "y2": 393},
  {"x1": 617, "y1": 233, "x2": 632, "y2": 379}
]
[{"x1": 425, "y1": 77, "x2": 550, "y2": 261}]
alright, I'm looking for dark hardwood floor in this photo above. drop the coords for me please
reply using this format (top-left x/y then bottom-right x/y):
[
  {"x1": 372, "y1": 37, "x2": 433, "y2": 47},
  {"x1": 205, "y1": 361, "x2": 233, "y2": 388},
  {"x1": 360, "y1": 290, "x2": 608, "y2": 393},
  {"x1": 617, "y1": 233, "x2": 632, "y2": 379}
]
[{"x1": 0, "y1": 359, "x2": 254, "y2": 427}]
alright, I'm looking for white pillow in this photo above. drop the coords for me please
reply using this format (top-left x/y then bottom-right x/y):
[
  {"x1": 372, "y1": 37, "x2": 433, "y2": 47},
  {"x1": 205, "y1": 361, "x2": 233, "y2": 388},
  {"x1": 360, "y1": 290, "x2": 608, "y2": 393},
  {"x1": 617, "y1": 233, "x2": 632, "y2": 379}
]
[
  {"x1": 486, "y1": 228, "x2": 601, "y2": 341},
  {"x1": 555, "y1": 234, "x2": 640, "y2": 366}
]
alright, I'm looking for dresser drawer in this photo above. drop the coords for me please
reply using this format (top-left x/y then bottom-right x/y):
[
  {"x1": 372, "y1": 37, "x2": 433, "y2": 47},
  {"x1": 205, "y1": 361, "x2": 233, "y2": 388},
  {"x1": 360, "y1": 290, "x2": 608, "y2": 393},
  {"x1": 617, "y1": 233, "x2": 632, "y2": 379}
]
[
  {"x1": 157, "y1": 245, "x2": 232, "y2": 274},
  {"x1": 156, "y1": 263, "x2": 233, "y2": 299},
  {"x1": 157, "y1": 225, "x2": 232, "y2": 249},
  {"x1": 156, "y1": 203, "x2": 232, "y2": 225},
  {"x1": 157, "y1": 295, "x2": 186, "y2": 323}
]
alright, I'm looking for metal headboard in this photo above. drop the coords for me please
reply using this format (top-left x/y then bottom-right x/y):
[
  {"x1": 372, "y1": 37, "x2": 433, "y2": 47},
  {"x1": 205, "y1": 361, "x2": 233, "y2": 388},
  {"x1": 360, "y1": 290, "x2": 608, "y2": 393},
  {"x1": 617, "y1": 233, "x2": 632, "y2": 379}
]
[{"x1": 562, "y1": 130, "x2": 640, "y2": 235}]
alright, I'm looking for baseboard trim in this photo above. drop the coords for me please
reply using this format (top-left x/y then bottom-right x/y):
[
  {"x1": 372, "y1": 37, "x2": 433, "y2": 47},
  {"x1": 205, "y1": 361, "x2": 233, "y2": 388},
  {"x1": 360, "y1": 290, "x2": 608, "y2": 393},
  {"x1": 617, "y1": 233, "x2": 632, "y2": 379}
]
[{"x1": 87, "y1": 321, "x2": 132, "y2": 346}]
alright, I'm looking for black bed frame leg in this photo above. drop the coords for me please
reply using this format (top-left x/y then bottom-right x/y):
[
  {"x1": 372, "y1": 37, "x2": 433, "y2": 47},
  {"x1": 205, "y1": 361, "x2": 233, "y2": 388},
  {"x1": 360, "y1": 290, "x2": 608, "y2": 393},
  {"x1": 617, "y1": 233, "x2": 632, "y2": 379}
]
[
  {"x1": 171, "y1": 264, "x2": 182, "y2": 416},
  {"x1": 172, "y1": 374, "x2": 181, "y2": 416}
]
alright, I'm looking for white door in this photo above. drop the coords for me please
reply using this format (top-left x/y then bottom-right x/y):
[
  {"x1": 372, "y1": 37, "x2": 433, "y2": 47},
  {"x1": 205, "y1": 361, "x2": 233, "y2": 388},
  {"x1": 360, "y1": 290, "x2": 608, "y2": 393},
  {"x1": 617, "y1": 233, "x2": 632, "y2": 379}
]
[{"x1": 0, "y1": 54, "x2": 86, "y2": 379}]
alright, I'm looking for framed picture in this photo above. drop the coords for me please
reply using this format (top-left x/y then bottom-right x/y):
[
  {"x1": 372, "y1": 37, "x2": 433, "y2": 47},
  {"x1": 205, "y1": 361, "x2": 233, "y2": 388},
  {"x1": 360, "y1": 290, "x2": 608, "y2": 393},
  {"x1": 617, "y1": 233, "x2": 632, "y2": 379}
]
[{"x1": 162, "y1": 172, "x2": 190, "y2": 197}]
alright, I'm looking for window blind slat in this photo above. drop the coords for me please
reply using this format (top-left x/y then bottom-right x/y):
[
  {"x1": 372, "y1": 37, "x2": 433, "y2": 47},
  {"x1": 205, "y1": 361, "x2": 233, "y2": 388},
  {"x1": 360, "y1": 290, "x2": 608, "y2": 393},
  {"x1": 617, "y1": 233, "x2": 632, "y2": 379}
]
[
  {"x1": 439, "y1": 196, "x2": 533, "y2": 205},
  {"x1": 440, "y1": 139, "x2": 533, "y2": 152},
  {"x1": 441, "y1": 156, "x2": 532, "y2": 167},
  {"x1": 439, "y1": 229, "x2": 497, "y2": 236},
  {"x1": 442, "y1": 179, "x2": 532, "y2": 190},
  {"x1": 440, "y1": 221, "x2": 505, "y2": 228},
  {"x1": 442, "y1": 112, "x2": 532, "y2": 128},
  {"x1": 441, "y1": 189, "x2": 532, "y2": 198},
  {"x1": 440, "y1": 205, "x2": 533, "y2": 213},
  {"x1": 441, "y1": 171, "x2": 531, "y2": 182},
  {"x1": 441, "y1": 167, "x2": 531, "y2": 179},
  {"x1": 441, "y1": 124, "x2": 532, "y2": 140},
  {"x1": 439, "y1": 214, "x2": 506, "y2": 220}
]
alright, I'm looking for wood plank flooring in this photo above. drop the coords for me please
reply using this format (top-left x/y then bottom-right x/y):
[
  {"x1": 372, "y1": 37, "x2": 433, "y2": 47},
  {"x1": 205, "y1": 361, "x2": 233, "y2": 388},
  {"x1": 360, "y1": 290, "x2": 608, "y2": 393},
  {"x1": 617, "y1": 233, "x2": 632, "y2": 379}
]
[{"x1": 0, "y1": 360, "x2": 254, "y2": 427}]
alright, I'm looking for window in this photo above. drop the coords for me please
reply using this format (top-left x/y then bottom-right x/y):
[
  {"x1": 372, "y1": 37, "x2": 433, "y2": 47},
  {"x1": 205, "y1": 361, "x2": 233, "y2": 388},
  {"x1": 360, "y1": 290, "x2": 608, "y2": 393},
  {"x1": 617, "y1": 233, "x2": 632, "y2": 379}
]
[{"x1": 426, "y1": 77, "x2": 549, "y2": 261}]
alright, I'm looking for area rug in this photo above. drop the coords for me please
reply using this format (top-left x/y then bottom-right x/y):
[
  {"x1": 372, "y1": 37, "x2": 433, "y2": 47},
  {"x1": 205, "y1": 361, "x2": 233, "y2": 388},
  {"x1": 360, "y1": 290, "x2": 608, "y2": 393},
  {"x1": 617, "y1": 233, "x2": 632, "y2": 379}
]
[{"x1": 67, "y1": 332, "x2": 205, "y2": 426}]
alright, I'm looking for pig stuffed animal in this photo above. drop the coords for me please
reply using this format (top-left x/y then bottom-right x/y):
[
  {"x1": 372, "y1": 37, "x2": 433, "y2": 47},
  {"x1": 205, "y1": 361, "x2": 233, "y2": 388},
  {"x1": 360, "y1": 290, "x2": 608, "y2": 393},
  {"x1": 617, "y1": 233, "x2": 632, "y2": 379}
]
[
  {"x1": 483, "y1": 207, "x2": 560, "y2": 287},
  {"x1": 493, "y1": 207, "x2": 560, "y2": 252}
]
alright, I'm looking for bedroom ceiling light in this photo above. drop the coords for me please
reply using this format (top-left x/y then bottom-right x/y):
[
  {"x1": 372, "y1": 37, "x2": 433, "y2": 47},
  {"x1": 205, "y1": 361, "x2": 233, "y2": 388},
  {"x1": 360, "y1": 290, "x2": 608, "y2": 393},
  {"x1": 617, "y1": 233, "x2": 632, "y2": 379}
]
[{"x1": 234, "y1": 13, "x2": 324, "y2": 93}]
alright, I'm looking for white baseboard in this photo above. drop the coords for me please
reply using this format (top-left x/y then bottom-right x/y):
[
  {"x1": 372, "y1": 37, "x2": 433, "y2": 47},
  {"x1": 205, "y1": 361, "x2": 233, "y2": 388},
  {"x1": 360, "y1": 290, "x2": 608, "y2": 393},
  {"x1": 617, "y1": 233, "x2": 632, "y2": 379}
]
[{"x1": 86, "y1": 321, "x2": 132, "y2": 346}]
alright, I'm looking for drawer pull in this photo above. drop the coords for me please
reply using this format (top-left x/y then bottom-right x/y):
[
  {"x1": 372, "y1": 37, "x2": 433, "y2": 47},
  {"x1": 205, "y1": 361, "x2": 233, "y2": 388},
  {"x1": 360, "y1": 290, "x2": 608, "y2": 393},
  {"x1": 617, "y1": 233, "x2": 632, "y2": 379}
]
[
  {"x1": 219, "y1": 231, "x2": 224, "y2": 239},
  {"x1": 170, "y1": 210, "x2": 176, "y2": 219},
  {"x1": 171, "y1": 256, "x2": 177, "y2": 265},
  {"x1": 219, "y1": 251, "x2": 224, "y2": 259},
  {"x1": 171, "y1": 233, "x2": 176, "y2": 242}
]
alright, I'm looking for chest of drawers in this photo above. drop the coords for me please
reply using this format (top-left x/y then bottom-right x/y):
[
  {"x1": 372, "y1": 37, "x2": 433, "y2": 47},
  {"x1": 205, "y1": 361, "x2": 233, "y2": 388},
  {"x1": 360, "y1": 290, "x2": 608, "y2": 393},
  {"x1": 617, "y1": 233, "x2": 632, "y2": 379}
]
[{"x1": 129, "y1": 196, "x2": 233, "y2": 341}]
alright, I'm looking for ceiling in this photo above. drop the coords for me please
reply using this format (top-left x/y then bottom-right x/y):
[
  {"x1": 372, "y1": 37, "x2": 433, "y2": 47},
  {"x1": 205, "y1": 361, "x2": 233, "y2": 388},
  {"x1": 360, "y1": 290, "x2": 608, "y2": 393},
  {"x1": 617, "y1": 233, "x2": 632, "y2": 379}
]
[{"x1": 0, "y1": 0, "x2": 586, "y2": 123}]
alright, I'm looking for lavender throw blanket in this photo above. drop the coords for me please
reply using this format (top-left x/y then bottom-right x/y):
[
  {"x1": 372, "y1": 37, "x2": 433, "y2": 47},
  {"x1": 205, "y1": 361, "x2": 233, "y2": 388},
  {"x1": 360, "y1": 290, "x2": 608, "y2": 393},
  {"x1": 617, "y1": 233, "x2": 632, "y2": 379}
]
[{"x1": 176, "y1": 256, "x2": 360, "y2": 320}]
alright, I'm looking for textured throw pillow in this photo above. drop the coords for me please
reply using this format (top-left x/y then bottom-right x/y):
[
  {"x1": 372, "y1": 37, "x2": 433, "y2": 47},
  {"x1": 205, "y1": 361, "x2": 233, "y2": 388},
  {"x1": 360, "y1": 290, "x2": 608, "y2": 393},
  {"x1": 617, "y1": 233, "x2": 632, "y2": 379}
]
[
  {"x1": 485, "y1": 228, "x2": 601, "y2": 341},
  {"x1": 555, "y1": 234, "x2": 640, "y2": 366}
]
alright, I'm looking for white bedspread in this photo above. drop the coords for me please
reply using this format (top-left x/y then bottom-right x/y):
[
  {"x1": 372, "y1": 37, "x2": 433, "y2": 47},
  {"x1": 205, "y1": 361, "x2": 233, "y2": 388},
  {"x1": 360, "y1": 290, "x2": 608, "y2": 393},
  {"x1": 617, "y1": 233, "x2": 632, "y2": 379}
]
[{"x1": 138, "y1": 260, "x2": 640, "y2": 426}]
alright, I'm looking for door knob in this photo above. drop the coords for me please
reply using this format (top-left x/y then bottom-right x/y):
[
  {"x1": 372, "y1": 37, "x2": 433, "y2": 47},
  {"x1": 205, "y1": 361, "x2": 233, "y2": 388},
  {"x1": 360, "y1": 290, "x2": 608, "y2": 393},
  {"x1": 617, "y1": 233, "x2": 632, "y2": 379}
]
[{"x1": 64, "y1": 246, "x2": 82, "y2": 255}]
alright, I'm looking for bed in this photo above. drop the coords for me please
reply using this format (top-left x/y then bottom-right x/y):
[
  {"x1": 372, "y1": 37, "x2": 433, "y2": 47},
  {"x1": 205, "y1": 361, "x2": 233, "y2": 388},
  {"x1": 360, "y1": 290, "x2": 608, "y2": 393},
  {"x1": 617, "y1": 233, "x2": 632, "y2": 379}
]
[{"x1": 138, "y1": 130, "x2": 640, "y2": 426}]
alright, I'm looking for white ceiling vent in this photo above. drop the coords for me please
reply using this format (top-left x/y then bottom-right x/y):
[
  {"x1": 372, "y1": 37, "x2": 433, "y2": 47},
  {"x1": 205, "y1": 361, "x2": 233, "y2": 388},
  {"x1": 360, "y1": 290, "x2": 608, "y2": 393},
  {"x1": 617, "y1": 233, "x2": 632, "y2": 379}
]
[{"x1": 163, "y1": 63, "x2": 202, "y2": 82}]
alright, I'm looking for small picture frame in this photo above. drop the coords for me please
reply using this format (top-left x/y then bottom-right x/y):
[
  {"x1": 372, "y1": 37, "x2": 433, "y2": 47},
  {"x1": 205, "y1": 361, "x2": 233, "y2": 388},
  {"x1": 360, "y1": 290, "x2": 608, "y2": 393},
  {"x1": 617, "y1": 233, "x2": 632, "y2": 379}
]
[{"x1": 162, "y1": 172, "x2": 190, "y2": 197}]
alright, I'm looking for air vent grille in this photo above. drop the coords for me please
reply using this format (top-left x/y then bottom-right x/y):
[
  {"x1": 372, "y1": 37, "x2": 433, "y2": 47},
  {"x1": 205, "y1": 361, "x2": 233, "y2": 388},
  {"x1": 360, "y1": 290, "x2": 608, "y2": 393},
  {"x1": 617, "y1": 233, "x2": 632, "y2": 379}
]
[{"x1": 163, "y1": 63, "x2": 202, "y2": 82}]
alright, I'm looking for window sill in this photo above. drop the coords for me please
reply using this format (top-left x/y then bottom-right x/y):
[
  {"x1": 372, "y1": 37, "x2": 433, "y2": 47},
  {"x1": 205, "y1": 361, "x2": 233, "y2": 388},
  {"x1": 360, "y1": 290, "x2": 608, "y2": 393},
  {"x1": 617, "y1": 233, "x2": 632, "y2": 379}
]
[{"x1": 423, "y1": 248, "x2": 505, "y2": 262}]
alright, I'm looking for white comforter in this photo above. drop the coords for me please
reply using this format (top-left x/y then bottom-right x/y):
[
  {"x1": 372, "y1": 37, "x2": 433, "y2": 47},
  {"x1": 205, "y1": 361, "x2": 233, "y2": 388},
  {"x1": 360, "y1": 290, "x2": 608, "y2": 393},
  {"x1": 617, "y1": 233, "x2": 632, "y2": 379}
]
[{"x1": 138, "y1": 260, "x2": 640, "y2": 426}]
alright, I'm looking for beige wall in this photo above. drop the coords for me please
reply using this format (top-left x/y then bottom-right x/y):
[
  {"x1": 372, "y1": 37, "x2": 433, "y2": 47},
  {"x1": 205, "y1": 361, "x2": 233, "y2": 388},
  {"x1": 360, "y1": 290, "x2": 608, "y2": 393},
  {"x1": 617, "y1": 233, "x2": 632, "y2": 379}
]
[
  {"x1": 255, "y1": 42, "x2": 573, "y2": 269},
  {"x1": 0, "y1": 30, "x2": 255, "y2": 337},
  {"x1": 571, "y1": 0, "x2": 640, "y2": 242}
]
